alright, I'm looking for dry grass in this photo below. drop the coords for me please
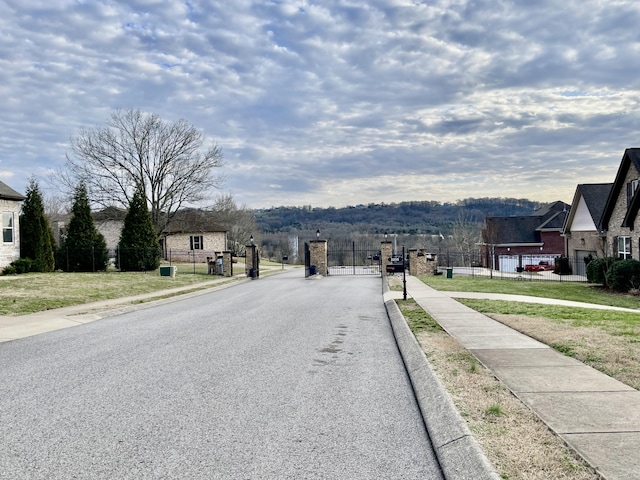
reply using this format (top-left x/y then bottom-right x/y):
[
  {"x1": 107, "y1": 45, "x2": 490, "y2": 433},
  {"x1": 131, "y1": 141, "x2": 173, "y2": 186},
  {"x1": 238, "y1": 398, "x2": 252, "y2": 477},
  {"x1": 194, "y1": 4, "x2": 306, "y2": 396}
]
[
  {"x1": 488, "y1": 313, "x2": 640, "y2": 391},
  {"x1": 392, "y1": 280, "x2": 600, "y2": 479}
]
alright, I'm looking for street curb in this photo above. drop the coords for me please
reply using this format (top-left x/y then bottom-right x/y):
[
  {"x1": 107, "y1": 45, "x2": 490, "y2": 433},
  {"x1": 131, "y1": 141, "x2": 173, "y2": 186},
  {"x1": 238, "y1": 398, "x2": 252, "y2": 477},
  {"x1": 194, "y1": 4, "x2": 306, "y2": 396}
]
[{"x1": 382, "y1": 279, "x2": 501, "y2": 480}]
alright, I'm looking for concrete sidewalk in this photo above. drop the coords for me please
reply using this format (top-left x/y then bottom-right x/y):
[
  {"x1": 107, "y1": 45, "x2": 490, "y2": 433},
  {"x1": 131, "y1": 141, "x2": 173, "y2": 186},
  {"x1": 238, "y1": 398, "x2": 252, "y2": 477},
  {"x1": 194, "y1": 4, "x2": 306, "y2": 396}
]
[
  {"x1": 395, "y1": 275, "x2": 640, "y2": 480},
  {"x1": 442, "y1": 290, "x2": 640, "y2": 313}
]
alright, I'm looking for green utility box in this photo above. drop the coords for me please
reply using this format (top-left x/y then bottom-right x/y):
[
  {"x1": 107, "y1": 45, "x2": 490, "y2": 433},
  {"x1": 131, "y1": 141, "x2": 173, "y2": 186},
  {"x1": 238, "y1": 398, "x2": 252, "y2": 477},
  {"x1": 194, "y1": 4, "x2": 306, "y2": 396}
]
[{"x1": 160, "y1": 266, "x2": 177, "y2": 277}]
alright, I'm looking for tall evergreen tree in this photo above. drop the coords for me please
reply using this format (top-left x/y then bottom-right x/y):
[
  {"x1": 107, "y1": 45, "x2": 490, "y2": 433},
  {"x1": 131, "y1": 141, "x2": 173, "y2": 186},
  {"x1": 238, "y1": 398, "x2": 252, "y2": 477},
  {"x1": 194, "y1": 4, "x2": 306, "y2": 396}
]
[
  {"x1": 59, "y1": 183, "x2": 108, "y2": 272},
  {"x1": 118, "y1": 184, "x2": 161, "y2": 271},
  {"x1": 19, "y1": 178, "x2": 55, "y2": 272}
]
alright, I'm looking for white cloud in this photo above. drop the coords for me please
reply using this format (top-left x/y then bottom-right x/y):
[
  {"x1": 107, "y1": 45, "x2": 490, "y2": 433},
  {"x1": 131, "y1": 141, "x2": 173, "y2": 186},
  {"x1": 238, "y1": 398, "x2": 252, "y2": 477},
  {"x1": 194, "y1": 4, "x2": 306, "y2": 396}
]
[{"x1": 0, "y1": 0, "x2": 639, "y2": 207}]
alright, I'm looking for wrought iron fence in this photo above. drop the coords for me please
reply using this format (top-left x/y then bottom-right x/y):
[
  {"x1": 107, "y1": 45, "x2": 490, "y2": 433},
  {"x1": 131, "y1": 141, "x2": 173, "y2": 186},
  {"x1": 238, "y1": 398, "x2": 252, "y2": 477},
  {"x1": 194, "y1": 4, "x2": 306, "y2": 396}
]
[{"x1": 54, "y1": 247, "x2": 227, "y2": 273}]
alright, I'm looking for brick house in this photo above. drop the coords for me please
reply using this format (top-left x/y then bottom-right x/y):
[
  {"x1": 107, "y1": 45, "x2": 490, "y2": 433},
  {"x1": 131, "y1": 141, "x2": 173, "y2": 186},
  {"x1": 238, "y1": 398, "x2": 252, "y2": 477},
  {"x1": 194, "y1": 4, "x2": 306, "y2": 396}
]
[
  {"x1": 160, "y1": 209, "x2": 227, "y2": 263},
  {"x1": 481, "y1": 201, "x2": 569, "y2": 272},
  {"x1": 561, "y1": 183, "x2": 612, "y2": 275},
  {"x1": 54, "y1": 207, "x2": 228, "y2": 265},
  {"x1": 0, "y1": 181, "x2": 25, "y2": 268},
  {"x1": 52, "y1": 207, "x2": 126, "y2": 258},
  {"x1": 599, "y1": 148, "x2": 640, "y2": 260}
]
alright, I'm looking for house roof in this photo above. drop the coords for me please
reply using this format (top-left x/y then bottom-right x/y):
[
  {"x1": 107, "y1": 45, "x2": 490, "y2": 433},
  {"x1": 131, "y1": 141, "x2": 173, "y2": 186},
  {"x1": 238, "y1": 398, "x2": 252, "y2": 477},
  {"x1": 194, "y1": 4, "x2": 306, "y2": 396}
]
[
  {"x1": 600, "y1": 148, "x2": 640, "y2": 231},
  {"x1": 537, "y1": 210, "x2": 567, "y2": 231},
  {"x1": 580, "y1": 183, "x2": 613, "y2": 227},
  {"x1": 531, "y1": 200, "x2": 569, "y2": 218},
  {"x1": 484, "y1": 200, "x2": 568, "y2": 245},
  {"x1": 562, "y1": 183, "x2": 613, "y2": 234},
  {"x1": 163, "y1": 208, "x2": 226, "y2": 234},
  {"x1": 485, "y1": 216, "x2": 543, "y2": 244},
  {"x1": 93, "y1": 206, "x2": 127, "y2": 222},
  {"x1": 0, "y1": 181, "x2": 25, "y2": 201}
]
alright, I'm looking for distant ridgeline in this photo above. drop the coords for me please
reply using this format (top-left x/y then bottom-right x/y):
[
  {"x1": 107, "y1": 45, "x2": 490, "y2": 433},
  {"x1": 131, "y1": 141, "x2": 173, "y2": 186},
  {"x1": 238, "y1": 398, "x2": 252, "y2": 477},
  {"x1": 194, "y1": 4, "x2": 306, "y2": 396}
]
[{"x1": 254, "y1": 197, "x2": 543, "y2": 236}]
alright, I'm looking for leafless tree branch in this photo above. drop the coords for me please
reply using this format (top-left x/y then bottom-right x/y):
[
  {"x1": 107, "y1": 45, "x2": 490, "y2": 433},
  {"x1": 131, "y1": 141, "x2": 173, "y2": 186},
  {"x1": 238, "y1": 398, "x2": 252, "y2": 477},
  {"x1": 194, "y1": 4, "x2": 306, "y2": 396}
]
[{"x1": 63, "y1": 109, "x2": 224, "y2": 234}]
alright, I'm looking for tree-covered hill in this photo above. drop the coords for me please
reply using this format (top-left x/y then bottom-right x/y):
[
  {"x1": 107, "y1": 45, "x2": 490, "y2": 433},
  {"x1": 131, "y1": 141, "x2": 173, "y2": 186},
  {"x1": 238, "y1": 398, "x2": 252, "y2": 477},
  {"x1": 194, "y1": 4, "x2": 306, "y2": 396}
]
[{"x1": 254, "y1": 197, "x2": 544, "y2": 235}]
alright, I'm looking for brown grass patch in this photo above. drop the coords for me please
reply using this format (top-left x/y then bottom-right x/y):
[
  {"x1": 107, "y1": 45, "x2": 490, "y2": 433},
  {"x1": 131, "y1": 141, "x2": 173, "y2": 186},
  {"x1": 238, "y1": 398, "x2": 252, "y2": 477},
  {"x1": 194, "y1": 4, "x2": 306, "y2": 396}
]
[
  {"x1": 388, "y1": 273, "x2": 599, "y2": 479},
  {"x1": 488, "y1": 314, "x2": 640, "y2": 390},
  {"x1": 414, "y1": 328, "x2": 598, "y2": 479}
]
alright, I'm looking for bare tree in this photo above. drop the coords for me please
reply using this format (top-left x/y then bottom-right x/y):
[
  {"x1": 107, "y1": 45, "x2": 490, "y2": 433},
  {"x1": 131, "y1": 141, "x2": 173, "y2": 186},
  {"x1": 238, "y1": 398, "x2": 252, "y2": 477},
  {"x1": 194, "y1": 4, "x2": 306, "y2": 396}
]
[
  {"x1": 451, "y1": 210, "x2": 482, "y2": 266},
  {"x1": 64, "y1": 109, "x2": 224, "y2": 234},
  {"x1": 208, "y1": 194, "x2": 258, "y2": 256},
  {"x1": 481, "y1": 217, "x2": 502, "y2": 276}
]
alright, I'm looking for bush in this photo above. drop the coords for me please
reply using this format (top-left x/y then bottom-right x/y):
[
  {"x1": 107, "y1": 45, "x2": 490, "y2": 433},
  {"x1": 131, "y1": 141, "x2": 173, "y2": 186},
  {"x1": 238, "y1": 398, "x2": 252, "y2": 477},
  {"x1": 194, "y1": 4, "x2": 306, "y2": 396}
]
[
  {"x1": 3, "y1": 258, "x2": 36, "y2": 275},
  {"x1": 2, "y1": 265, "x2": 16, "y2": 275},
  {"x1": 553, "y1": 256, "x2": 572, "y2": 275},
  {"x1": 586, "y1": 257, "x2": 617, "y2": 286},
  {"x1": 605, "y1": 259, "x2": 640, "y2": 292}
]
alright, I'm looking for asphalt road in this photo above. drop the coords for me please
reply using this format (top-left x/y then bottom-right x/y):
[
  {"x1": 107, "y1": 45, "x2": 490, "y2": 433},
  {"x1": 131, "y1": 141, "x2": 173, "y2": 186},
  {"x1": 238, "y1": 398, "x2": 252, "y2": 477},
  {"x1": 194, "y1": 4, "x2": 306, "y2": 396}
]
[{"x1": 0, "y1": 271, "x2": 444, "y2": 479}]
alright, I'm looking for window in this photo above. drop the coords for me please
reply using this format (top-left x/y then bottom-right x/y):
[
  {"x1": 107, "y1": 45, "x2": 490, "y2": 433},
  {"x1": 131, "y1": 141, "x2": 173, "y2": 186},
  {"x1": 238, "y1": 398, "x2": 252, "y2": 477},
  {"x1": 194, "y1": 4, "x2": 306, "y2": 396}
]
[
  {"x1": 627, "y1": 179, "x2": 640, "y2": 207},
  {"x1": 190, "y1": 235, "x2": 204, "y2": 250},
  {"x1": 618, "y1": 236, "x2": 632, "y2": 259},
  {"x1": 2, "y1": 212, "x2": 14, "y2": 243}
]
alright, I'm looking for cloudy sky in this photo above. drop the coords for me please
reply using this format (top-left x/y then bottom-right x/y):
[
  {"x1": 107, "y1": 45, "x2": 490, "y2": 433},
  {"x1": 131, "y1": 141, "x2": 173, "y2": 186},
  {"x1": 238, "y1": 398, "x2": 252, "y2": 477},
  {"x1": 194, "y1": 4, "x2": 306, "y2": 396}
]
[{"x1": 2, "y1": 0, "x2": 640, "y2": 209}]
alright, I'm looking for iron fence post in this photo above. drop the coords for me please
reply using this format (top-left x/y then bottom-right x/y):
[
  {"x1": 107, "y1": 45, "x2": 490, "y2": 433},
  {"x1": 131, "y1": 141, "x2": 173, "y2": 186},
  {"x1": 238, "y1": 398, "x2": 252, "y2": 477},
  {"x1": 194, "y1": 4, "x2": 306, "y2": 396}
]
[{"x1": 403, "y1": 245, "x2": 407, "y2": 301}]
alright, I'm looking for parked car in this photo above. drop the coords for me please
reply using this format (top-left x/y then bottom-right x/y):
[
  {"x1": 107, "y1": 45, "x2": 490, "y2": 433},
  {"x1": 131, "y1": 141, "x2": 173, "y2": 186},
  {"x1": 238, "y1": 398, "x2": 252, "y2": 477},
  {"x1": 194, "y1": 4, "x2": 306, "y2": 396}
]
[{"x1": 524, "y1": 261, "x2": 554, "y2": 272}]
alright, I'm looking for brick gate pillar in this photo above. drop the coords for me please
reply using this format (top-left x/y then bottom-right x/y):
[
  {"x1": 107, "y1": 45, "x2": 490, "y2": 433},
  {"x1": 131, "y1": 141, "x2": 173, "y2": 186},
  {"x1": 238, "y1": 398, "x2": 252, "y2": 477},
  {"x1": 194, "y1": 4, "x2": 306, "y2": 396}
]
[
  {"x1": 222, "y1": 251, "x2": 233, "y2": 277},
  {"x1": 409, "y1": 249, "x2": 429, "y2": 276},
  {"x1": 309, "y1": 239, "x2": 328, "y2": 276},
  {"x1": 245, "y1": 244, "x2": 259, "y2": 279},
  {"x1": 381, "y1": 241, "x2": 393, "y2": 274}
]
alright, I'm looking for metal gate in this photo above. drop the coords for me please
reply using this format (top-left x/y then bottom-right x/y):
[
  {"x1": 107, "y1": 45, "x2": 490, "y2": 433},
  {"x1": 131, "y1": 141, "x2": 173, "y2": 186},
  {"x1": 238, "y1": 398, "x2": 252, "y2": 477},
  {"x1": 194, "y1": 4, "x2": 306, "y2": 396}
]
[
  {"x1": 327, "y1": 240, "x2": 381, "y2": 276},
  {"x1": 304, "y1": 242, "x2": 311, "y2": 277}
]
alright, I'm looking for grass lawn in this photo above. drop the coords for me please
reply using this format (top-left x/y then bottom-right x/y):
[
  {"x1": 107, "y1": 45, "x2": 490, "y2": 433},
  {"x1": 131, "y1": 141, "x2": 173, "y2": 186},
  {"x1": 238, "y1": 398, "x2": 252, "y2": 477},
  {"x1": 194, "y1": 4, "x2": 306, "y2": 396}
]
[
  {"x1": 0, "y1": 259, "x2": 297, "y2": 315},
  {"x1": 418, "y1": 274, "x2": 640, "y2": 309},
  {"x1": 0, "y1": 266, "x2": 225, "y2": 315},
  {"x1": 412, "y1": 273, "x2": 640, "y2": 390}
]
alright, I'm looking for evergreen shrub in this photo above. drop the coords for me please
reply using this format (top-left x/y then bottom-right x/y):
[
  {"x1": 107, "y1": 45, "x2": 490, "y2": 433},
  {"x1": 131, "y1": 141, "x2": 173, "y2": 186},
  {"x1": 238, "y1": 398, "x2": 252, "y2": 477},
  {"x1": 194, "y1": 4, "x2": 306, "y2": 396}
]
[
  {"x1": 586, "y1": 257, "x2": 617, "y2": 286},
  {"x1": 605, "y1": 259, "x2": 640, "y2": 292}
]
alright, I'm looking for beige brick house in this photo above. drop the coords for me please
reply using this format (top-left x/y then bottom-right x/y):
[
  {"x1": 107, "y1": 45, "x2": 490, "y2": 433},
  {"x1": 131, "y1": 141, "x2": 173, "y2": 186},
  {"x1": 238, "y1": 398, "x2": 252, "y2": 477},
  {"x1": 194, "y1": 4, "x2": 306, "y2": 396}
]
[
  {"x1": 0, "y1": 181, "x2": 25, "y2": 268},
  {"x1": 562, "y1": 183, "x2": 612, "y2": 275},
  {"x1": 160, "y1": 208, "x2": 227, "y2": 262},
  {"x1": 599, "y1": 148, "x2": 640, "y2": 260},
  {"x1": 55, "y1": 207, "x2": 228, "y2": 265}
]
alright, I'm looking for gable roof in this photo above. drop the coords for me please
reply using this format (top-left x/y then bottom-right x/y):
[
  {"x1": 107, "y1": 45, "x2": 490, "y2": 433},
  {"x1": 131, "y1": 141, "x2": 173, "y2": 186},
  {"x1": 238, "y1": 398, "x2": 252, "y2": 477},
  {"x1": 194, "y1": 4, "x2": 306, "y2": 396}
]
[
  {"x1": 600, "y1": 148, "x2": 640, "y2": 231},
  {"x1": 562, "y1": 183, "x2": 613, "y2": 234},
  {"x1": 93, "y1": 206, "x2": 127, "y2": 222},
  {"x1": 163, "y1": 208, "x2": 226, "y2": 234},
  {"x1": 537, "y1": 210, "x2": 567, "y2": 231},
  {"x1": 0, "y1": 180, "x2": 25, "y2": 201},
  {"x1": 484, "y1": 200, "x2": 568, "y2": 245},
  {"x1": 623, "y1": 182, "x2": 640, "y2": 229},
  {"x1": 485, "y1": 216, "x2": 543, "y2": 245},
  {"x1": 531, "y1": 200, "x2": 569, "y2": 218}
]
